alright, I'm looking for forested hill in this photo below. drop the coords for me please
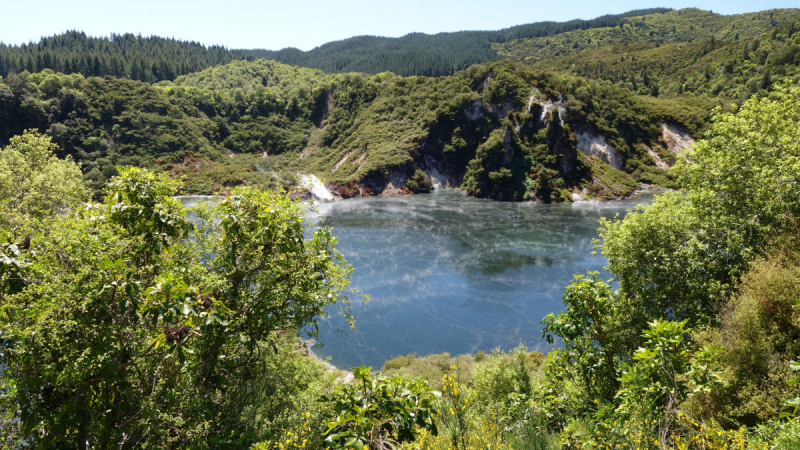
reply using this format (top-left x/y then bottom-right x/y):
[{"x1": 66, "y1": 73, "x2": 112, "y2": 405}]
[
  {"x1": 0, "y1": 31, "x2": 252, "y2": 83},
  {"x1": 237, "y1": 8, "x2": 672, "y2": 76},
  {"x1": 526, "y1": 20, "x2": 800, "y2": 102},
  {"x1": 4, "y1": 7, "x2": 796, "y2": 80},
  {"x1": 1, "y1": 8, "x2": 798, "y2": 203},
  {"x1": 496, "y1": 7, "x2": 800, "y2": 60}
]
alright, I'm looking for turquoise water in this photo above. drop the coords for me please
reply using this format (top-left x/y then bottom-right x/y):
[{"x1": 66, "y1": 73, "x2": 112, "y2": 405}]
[{"x1": 309, "y1": 188, "x2": 654, "y2": 370}]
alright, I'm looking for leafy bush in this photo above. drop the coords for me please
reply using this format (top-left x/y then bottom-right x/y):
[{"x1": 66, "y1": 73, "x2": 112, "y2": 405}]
[
  {"x1": 319, "y1": 367, "x2": 439, "y2": 449},
  {"x1": 218, "y1": 334, "x2": 337, "y2": 445},
  {"x1": 472, "y1": 346, "x2": 537, "y2": 428},
  {"x1": 699, "y1": 230, "x2": 800, "y2": 425},
  {"x1": 0, "y1": 168, "x2": 355, "y2": 449},
  {"x1": 383, "y1": 353, "x2": 419, "y2": 370},
  {"x1": 380, "y1": 352, "x2": 477, "y2": 388}
]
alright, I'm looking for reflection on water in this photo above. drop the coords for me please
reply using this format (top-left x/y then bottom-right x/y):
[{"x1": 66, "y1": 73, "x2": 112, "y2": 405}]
[
  {"x1": 308, "y1": 188, "x2": 654, "y2": 370},
  {"x1": 177, "y1": 189, "x2": 654, "y2": 370}
]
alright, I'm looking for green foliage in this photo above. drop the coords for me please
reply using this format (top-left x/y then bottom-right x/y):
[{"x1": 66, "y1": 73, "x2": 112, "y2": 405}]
[
  {"x1": 752, "y1": 416, "x2": 800, "y2": 449},
  {"x1": 699, "y1": 232, "x2": 800, "y2": 425},
  {"x1": 413, "y1": 354, "x2": 555, "y2": 450},
  {"x1": 381, "y1": 352, "x2": 477, "y2": 388},
  {"x1": 1, "y1": 54, "x2": 707, "y2": 201},
  {"x1": 508, "y1": 411, "x2": 559, "y2": 450},
  {"x1": 320, "y1": 367, "x2": 439, "y2": 449},
  {"x1": 598, "y1": 82, "x2": 800, "y2": 328},
  {"x1": 0, "y1": 168, "x2": 354, "y2": 448},
  {"x1": 472, "y1": 346, "x2": 539, "y2": 429},
  {"x1": 615, "y1": 321, "x2": 722, "y2": 418},
  {"x1": 3, "y1": 37, "x2": 720, "y2": 200},
  {"x1": 405, "y1": 169, "x2": 434, "y2": 193},
  {"x1": 383, "y1": 353, "x2": 419, "y2": 371},
  {"x1": 0, "y1": 31, "x2": 250, "y2": 82},
  {"x1": 672, "y1": 414, "x2": 767, "y2": 450},
  {"x1": 439, "y1": 365, "x2": 477, "y2": 450},
  {"x1": 497, "y1": 8, "x2": 800, "y2": 61},
  {"x1": 541, "y1": 273, "x2": 635, "y2": 406},
  {"x1": 219, "y1": 335, "x2": 336, "y2": 445},
  {"x1": 527, "y1": 22, "x2": 800, "y2": 103},
  {"x1": 555, "y1": 321, "x2": 723, "y2": 449},
  {"x1": 241, "y1": 9, "x2": 672, "y2": 77},
  {"x1": 598, "y1": 192, "x2": 733, "y2": 324},
  {"x1": 680, "y1": 83, "x2": 800, "y2": 238},
  {"x1": 543, "y1": 72, "x2": 800, "y2": 449},
  {"x1": 0, "y1": 130, "x2": 85, "y2": 230}
]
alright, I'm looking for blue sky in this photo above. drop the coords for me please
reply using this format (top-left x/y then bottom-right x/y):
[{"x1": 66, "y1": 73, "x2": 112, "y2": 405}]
[{"x1": 2, "y1": 0, "x2": 799, "y2": 51}]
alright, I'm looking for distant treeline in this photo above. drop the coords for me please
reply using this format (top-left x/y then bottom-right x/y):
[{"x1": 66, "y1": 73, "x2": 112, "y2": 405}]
[
  {"x1": 0, "y1": 10, "x2": 672, "y2": 82},
  {"x1": 0, "y1": 31, "x2": 252, "y2": 83},
  {"x1": 237, "y1": 8, "x2": 674, "y2": 76}
]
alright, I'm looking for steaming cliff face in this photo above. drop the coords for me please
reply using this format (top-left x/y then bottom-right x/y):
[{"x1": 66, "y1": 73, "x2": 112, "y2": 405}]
[
  {"x1": 301, "y1": 65, "x2": 694, "y2": 202},
  {"x1": 647, "y1": 146, "x2": 671, "y2": 169},
  {"x1": 299, "y1": 174, "x2": 334, "y2": 202}
]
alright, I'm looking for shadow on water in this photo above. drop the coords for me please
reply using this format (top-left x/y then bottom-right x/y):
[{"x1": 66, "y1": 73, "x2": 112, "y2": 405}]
[{"x1": 306, "y1": 188, "x2": 655, "y2": 370}]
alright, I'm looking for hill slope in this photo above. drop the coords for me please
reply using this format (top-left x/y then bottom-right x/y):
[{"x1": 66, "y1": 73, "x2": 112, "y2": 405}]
[
  {"x1": 526, "y1": 21, "x2": 800, "y2": 101},
  {"x1": 238, "y1": 9, "x2": 672, "y2": 77},
  {"x1": 1, "y1": 9, "x2": 798, "y2": 202},
  {"x1": 0, "y1": 58, "x2": 714, "y2": 201},
  {"x1": 495, "y1": 8, "x2": 800, "y2": 60}
]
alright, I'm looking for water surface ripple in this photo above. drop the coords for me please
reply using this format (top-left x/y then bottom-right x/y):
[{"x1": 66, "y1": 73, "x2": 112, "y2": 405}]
[{"x1": 309, "y1": 188, "x2": 654, "y2": 370}]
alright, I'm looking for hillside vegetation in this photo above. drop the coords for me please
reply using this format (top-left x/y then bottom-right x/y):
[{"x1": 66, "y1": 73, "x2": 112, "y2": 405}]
[
  {"x1": 0, "y1": 57, "x2": 715, "y2": 201},
  {"x1": 0, "y1": 31, "x2": 252, "y2": 82},
  {"x1": 496, "y1": 8, "x2": 800, "y2": 60},
  {"x1": 527, "y1": 20, "x2": 800, "y2": 101},
  {"x1": 3, "y1": 7, "x2": 798, "y2": 83},
  {"x1": 1, "y1": 8, "x2": 798, "y2": 204},
  {"x1": 239, "y1": 8, "x2": 671, "y2": 77},
  {"x1": 0, "y1": 9, "x2": 671, "y2": 82}
]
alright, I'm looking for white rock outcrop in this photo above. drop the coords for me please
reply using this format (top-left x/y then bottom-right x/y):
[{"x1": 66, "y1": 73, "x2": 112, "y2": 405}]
[
  {"x1": 575, "y1": 129, "x2": 624, "y2": 170},
  {"x1": 331, "y1": 151, "x2": 352, "y2": 172},
  {"x1": 659, "y1": 122, "x2": 695, "y2": 155},
  {"x1": 536, "y1": 96, "x2": 565, "y2": 126},
  {"x1": 646, "y1": 146, "x2": 671, "y2": 169},
  {"x1": 424, "y1": 162, "x2": 448, "y2": 188}
]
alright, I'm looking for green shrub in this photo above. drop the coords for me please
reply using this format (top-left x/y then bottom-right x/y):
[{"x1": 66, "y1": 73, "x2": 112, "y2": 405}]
[
  {"x1": 384, "y1": 353, "x2": 419, "y2": 370},
  {"x1": 219, "y1": 334, "x2": 337, "y2": 444},
  {"x1": 381, "y1": 353, "x2": 476, "y2": 388},
  {"x1": 699, "y1": 231, "x2": 800, "y2": 425},
  {"x1": 473, "y1": 346, "x2": 537, "y2": 428},
  {"x1": 319, "y1": 367, "x2": 439, "y2": 449}
]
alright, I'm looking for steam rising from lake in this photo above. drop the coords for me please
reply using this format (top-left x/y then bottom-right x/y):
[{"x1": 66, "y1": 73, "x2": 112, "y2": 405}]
[{"x1": 308, "y1": 188, "x2": 654, "y2": 370}]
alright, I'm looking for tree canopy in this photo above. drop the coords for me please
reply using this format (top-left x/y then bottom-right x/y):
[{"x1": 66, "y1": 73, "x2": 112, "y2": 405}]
[
  {"x1": 0, "y1": 130, "x2": 85, "y2": 231},
  {"x1": 0, "y1": 166, "x2": 355, "y2": 448}
]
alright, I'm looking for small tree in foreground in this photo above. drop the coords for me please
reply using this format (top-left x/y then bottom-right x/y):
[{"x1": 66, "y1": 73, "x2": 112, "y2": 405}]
[{"x1": 0, "y1": 167, "x2": 355, "y2": 449}]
